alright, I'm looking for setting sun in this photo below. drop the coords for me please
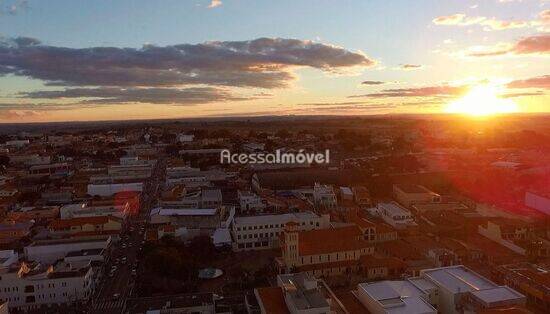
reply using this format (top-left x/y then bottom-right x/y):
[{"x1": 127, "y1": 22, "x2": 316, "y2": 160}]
[{"x1": 445, "y1": 85, "x2": 520, "y2": 116}]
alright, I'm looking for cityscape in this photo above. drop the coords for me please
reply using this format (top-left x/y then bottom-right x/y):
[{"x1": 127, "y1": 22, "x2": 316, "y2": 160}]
[{"x1": 0, "y1": 1, "x2": 549, "y2": 314}]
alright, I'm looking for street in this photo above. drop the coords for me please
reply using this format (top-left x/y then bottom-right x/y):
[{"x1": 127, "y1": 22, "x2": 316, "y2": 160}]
[{"x1": 89, "y1": 158, "x2": 165, "y2": 314}]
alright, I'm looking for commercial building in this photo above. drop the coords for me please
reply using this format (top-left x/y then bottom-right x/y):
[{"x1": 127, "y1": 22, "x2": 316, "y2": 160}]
[
  {"x1": 353, "y1": 265, "x2": 525, "y2": 314},
  {"x1": 24, "y1": 237, "x2": 111, "y2": 264},
  {"x1": 48, "y1": 216, "x2": 123, "y2": 235},
  {"x1": 231, "y1": 211, "x2": 329, "y2": 251},
  {"x1": 0, "y1": 257, "x2": 95, "y2": 312}
]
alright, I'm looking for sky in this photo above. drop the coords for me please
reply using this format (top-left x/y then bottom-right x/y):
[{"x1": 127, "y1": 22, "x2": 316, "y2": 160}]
[{"x1": 0, "y1": 0, "x2": 548, "y2": 122}]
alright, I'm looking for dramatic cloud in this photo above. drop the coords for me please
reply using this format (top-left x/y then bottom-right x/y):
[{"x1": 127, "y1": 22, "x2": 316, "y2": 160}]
[
  {"x1": 207, "y1": 0, "x2": 222, "y2": 8},
  {"x1": 21, "y1": 87, "x2": 252, "y2": 105},
  {"x1": 465, "y1": 34, "x2": 550, "y2": 57},
  {"x1": 0, "y1": 37, "x2": 374, "y2": 89},
  {"x1": 506, "y1": 75, "x2": 550, "y2": 89},
  {"x1": 361, "y1": 80, "x2": 385, "y2": 85},
  {"x1": 349, "y1": 85, "x2": 468, "y2": 98}
]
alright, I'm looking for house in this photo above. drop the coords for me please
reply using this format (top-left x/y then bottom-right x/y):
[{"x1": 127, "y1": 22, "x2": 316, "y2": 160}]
[
  {"x1": 48, "y1": 216, "x2": 122, "y2": 235},
  {"x1": 6, "y1": 206, "x2": 60, "y2": 222}
]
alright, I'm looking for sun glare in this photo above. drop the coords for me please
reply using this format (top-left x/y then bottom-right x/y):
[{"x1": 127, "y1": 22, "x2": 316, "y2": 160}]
[{"x1": 445, "y1": 85, "x2": 520, "y2": 116}]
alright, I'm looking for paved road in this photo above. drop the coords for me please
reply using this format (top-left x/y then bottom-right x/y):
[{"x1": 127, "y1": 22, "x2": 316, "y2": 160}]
[{"x1": 89, "y1": 158, "x2": 165, "y2": 314}]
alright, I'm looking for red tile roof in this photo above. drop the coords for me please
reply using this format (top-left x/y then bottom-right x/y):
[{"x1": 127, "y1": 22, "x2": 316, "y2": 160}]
[
  {"x1": 255, "y1": 287, "x2": 289, "y2": 314},
  {"x1": 297, "y1": 225, "x2": 371, "y2": 256},
  {"x1": 49, "y1": 216, "x2": 119, "y2": 230}
]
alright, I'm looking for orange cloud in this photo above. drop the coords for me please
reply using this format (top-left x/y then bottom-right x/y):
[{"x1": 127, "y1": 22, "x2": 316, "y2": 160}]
[{"x1": 465, "y1": 35, "x2": 550, "y2": 57}]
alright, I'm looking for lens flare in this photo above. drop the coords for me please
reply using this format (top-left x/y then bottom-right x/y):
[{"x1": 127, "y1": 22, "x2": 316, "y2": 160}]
[{"x1": 445, "y1": 85, "x2": 519, "y2": 116}]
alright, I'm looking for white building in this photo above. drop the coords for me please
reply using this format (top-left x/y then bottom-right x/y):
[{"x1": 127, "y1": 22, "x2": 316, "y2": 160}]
[
  {"x1": 254, "y1": 272, "x2": 346, "y2": 314},
  {"x1": 231, "y1": 211, "x2": 329, "y2": 251},
  {"x1": 353, "y1": 265, "x2": 525, "y2": 314},
  {"x1": 238, "y1": 190, "x2": 266, "y2": 212},
  {"x1": 0, "y1": 258, "x2": 95, "y2": 312},
  {"x1": 60, "y1": 203, "x2": 129, "y2": 220},
  {"x1": 376, "y1": 202, "x2": 417, "y2": 229},
  {"x1": 177, "y1": 134, "x2": 195, "y2": 143},
  {"x1": 313, "y1": 183, "x2": 337, "y2": 210},
  {"x1": 24, "y1": 238, "x2": 111, "y2": 264}
]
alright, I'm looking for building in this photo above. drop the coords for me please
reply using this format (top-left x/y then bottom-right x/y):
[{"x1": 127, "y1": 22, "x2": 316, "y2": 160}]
[
  {"x1": 0, "y1": 221, "x2": 33, "y2": 244},
  {"x1": 231, "y1": 211, "x2": 329, "y2": 251},
  {"x1": 177, "y1": 133, "x2": 195, "y2": 143},
  {"x1": 28, "y1": 163, "x2": 71, "y2": 178},
  {"x1": 238, "y1": 190, "x2": 266, "y2": 213},
  {"x1": 525, "y1": 191, "x2": 550, "y2": 215},
  {"x1": 376, "y1": 202, "x2": 417, "y2": 229},
  {"x1": 352, "y1": 186, "x2": 371, "y2": 207},
  {"x1": 393, "y1": 184, "x2": 441, "y2": 209},
  {"x1": 280, "y1": 224, "x2": 374, "y2": 277},
  {"x1": 48, "y1": 216, "x2": 122, "y2": 235},
  {"x1": 6, "y1": 206, "x2": 60, "y2": 222},
  {"x1": 340, "y1": 187, "x2": 354, "y2": 202},
  {"x1": 493, "y1": 262, "x2": 550, "y2": 312},
  {"x1": 477, "y1": 219, "x2": 533, "y2": 256},
  {"x1": 24, "y1": 237, "x2": 111, "y2": 264},
  {"x1": 125, "y1": 293, "x2": 215, "y2": 314},
  {"x1": 0, "y1": 258, "x2": 95, "y2": 312},
  {"x1": 313, "y1": 183, "x2": 337, "y2": 210},
  {"x1": 354, "y1": 279, "x2": 437, "y2": 314},
  {"x1": 86, "y1": 182, "x2": 143, "y2": 197},
  {"x1": 353, "y1": 265, "x2": 525, "y2": 314},
  {"x1": 254, "y1": 272, "x2": 346, "y2": 314},
  {"x1": 149, "y1": 206, "x2": 231, "y2": 240}
]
